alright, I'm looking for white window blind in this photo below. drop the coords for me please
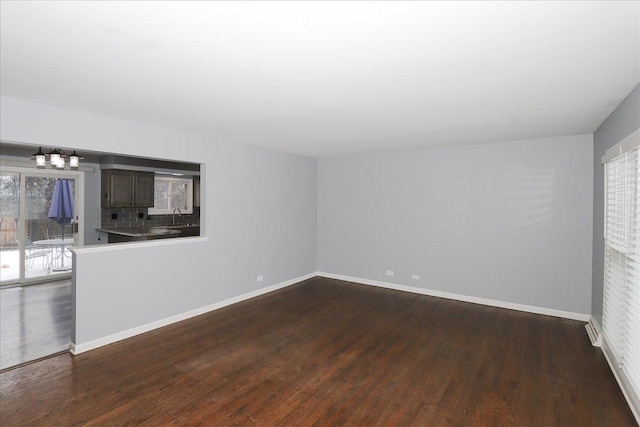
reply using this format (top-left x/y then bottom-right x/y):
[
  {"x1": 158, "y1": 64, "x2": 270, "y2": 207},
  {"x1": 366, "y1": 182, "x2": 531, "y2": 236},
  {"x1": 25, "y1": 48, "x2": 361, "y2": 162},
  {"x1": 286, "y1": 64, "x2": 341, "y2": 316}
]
[{"x1": 603, "y1": 146, "x2": 640, "y2": 400}]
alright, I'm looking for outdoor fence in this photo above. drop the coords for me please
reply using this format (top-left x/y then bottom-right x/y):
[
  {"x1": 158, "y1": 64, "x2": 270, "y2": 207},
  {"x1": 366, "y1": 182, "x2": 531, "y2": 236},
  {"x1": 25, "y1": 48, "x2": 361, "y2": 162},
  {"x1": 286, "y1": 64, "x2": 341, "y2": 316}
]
[
  {"x1": 0, "y1": 216, "x2": 18, "y2": 248},
  {"x1": 0, "y1": 216, "x2": 60, "y2": 249}
]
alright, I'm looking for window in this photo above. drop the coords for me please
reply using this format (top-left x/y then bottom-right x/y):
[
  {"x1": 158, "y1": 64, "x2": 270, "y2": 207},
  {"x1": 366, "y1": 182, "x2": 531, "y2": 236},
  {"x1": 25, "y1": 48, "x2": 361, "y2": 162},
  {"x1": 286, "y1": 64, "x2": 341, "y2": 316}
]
[
  {"x1": 602, "y1": 132, "x2": 640, "y2": 403},
  {"x1": 148, "y1": 176, "x2": 193, "y2": 215}
]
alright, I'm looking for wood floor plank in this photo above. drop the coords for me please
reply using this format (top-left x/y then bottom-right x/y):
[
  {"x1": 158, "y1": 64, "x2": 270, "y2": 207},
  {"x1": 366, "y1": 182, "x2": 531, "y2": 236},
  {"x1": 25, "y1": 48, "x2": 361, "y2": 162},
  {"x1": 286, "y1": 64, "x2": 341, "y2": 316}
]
[{"x1": 0, "y1": 277, "x2": 636, "y2": 426}]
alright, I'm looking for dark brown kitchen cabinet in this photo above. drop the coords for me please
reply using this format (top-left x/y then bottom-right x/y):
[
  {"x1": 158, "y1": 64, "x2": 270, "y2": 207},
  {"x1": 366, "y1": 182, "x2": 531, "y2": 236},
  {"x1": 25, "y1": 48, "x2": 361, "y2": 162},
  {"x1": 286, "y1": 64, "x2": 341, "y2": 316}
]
[
  {"x1": 132, "y1": 171, "x2": 155, "y2": 207},
  {"x1": 193, "y1": 176, "x2": 200, "y2": 208},
  {"x1": 102, "y1": 169, "x2": 155, "y2": 208}
]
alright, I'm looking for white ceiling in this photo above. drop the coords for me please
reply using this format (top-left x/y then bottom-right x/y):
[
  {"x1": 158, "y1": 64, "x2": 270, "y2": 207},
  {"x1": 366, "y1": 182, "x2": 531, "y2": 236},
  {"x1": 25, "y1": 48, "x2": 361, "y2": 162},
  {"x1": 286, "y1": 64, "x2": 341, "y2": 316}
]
[{"x1": 1, "y1": 1, "x2": 639, "y2": 158}]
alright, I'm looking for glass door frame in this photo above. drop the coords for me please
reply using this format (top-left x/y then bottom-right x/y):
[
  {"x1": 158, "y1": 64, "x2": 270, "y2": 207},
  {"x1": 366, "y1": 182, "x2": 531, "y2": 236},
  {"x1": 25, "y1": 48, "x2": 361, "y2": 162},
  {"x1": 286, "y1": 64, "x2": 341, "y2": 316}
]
[{"x1": 0, "y1": 166, "x2": 84, "y2": 287}]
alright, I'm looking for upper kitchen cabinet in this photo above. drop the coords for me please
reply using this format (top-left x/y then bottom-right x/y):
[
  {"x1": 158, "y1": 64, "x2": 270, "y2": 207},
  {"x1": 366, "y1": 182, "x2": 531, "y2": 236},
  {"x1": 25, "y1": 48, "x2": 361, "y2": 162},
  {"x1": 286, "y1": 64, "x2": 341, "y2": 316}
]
[
  {"x1": 132, "y1": 171, "x2": 155, "y2": 207},
  {"x1": 102, "y1": 169, "x2": 155, "y2": 208},
  {"x1": 193, "y1": 176, "x2": 200, "y2": 208}
]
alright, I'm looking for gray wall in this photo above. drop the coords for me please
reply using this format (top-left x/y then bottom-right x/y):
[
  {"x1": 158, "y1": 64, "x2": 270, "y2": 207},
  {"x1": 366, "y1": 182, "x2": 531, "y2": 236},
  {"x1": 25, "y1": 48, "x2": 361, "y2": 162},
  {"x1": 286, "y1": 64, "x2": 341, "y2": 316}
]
[
  {"x1": 5, "y1": 84, "x2": 630, "y2": 343},
  {"x1": 318, "y1": 134, "x2": 594, "y2": 315},
  {"x1": 1, "y1": 96, "x2": 318, "y2": 345},
  {"x1": 81, "y1": 163, "x2": 102, "y2": 246},
  {"x1": 592, "y1": 84, "x2": 640, "y2": 324}
]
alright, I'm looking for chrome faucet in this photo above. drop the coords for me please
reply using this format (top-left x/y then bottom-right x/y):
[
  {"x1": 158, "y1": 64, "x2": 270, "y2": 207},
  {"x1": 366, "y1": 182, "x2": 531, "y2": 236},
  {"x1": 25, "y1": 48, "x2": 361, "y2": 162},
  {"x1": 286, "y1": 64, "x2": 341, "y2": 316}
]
[{"x1": 172, "y1": 208, "x2": 182, "y2": 225}]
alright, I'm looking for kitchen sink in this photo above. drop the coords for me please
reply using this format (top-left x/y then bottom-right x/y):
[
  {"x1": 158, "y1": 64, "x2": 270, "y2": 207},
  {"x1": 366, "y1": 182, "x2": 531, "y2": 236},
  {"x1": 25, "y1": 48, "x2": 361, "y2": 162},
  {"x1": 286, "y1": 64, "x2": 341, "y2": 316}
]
[
  {"x1": 150, "y1": 224, "x2": 200, "y2": 237},
  {"x1": 146, "y1": 228, "x2": 181, "y2": 240},
  {"x1": 147, "y1": 228, "x2": 180, "y2": 235}
]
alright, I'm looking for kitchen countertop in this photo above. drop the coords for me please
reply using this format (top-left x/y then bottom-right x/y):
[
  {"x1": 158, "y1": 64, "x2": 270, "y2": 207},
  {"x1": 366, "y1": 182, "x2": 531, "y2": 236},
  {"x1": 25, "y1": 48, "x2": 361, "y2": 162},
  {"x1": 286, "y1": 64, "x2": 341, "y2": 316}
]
[{"x1": 96, "y1": 226, "x2": 180, "y2": 237}]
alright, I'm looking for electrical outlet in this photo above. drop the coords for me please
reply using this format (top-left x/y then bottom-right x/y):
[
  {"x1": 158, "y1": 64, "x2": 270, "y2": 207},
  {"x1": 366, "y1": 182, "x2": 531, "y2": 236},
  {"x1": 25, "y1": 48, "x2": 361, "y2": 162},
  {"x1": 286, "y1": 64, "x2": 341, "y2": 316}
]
[
  {"x1": 412, "y1": 274, "x2": 420, "y2": 280},
  {"x1": 386, "y1": 270, "x2": 394, "y2": 276},
  {"x1": 257, "y1": 275, "x2": 263, "y2": 282}
]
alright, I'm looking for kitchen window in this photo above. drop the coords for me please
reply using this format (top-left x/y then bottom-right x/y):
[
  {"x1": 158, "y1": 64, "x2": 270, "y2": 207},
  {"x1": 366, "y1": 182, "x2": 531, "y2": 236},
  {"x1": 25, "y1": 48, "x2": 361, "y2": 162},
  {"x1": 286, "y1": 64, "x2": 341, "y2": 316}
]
[{"x1": 148, "y1": 176, "x2": 193, "y2": 215}]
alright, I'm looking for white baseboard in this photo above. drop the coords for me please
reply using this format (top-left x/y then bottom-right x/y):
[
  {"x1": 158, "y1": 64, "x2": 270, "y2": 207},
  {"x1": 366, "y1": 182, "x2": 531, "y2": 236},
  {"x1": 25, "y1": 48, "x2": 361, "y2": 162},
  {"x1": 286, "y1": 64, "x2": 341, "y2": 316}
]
[
  {"x1": 70, "y1": 272, "x2": 316, "y2": 355},
  {"x1": 317, "y1": 272, "x2": 591, "y2": 322},
  {"x1": 600, "y1": 335, "x2": 640, "y2": 424},
  {"x1": 585, "y1": 316, "x2": 603, "y2": 347},
  {"x1": 70, "y1": 270, "x2": 590, "y2": 355}
]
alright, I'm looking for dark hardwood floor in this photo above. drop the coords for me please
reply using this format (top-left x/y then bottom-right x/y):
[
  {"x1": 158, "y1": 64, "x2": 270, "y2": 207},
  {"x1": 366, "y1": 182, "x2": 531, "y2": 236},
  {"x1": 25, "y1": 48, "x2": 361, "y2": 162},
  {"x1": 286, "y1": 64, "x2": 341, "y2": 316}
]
[
  {"x1": 0, "y1": 280, "x2": 71, "y2": 370},
  {"x1": 0, "y1": 277, "x2": 636, "y2": 426}
]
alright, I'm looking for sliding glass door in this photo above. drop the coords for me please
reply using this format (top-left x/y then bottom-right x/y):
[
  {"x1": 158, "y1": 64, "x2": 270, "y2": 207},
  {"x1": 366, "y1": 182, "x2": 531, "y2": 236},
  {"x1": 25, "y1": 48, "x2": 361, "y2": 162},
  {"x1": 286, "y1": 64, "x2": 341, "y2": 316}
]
[
  {"x1": 0, "y1": 169, "x2": 80, "y2": 286},
  {"x1": 0, "y1": 172, "x2": 20, "y2": 282}
]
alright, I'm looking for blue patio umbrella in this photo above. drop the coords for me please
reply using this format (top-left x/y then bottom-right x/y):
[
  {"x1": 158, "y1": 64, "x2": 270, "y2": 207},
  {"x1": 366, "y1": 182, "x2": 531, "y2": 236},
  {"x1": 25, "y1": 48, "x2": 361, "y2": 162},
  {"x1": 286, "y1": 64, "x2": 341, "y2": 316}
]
[{"x1": 48, "y1": 179, "x2": 74, "y2": 240}]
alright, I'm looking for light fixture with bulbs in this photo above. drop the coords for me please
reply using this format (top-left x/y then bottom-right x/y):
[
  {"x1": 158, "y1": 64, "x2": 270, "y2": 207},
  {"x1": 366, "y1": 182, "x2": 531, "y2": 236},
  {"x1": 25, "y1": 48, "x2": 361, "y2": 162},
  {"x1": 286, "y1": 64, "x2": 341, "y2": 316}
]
[
  {"x1": 69, "y1": 151, "x2": 80, "y2": 168},
  {"x1": 31, "y1": 147, "x2": 83, "y2": 169},
  {"x1": 33, "y1": 147, "x2": 46, "y2": 167},
  {"x1": 50, "y1": 148, "x2": 61, "y2": 166}
]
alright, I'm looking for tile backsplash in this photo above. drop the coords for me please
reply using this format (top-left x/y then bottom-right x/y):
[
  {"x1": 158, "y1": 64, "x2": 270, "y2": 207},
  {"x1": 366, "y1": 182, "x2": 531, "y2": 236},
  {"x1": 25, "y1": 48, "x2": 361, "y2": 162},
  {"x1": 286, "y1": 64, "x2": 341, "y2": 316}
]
[{"x1": 101, "y1": 207, "x2": 200, "y2": 229}]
